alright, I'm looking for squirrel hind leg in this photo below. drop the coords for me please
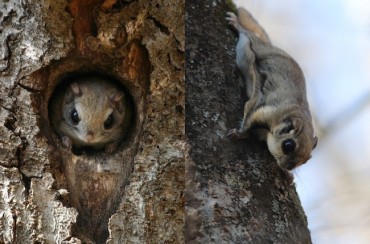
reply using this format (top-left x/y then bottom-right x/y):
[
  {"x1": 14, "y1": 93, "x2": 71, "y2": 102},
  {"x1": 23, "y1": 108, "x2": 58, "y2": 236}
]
[
  {"x1": 237, "y1": 7, "x2": 270, "y2": 45},
  {"x1": 225, "y1": 12, "x2": 243, "y2": 33}
]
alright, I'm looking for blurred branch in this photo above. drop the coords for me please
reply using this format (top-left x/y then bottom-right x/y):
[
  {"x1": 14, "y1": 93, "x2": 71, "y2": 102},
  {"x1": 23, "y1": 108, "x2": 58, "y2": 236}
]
[{"x1": 316, "y1": 90, "x2": 370, "y2": 138}]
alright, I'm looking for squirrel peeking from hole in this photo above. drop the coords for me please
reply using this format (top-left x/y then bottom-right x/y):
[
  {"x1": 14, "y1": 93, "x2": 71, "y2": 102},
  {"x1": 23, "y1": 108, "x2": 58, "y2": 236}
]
[{"x1": 49, "y1": 76, "x2": 132, "y2": 154}]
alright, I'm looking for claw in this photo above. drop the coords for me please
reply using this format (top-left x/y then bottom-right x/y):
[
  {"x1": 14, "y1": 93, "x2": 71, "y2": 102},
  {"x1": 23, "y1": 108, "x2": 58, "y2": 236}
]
[
  {"x1": 62, "y1": 136, "x2": 72, "y2": 150},
  {"x1": 282, "y1": 170, "x2": 294, "y2": 185},
  {"x1": 105, "y1": 142, "x2": 118, "y2": 154},
  {"x1": 225, "y1": 12, "x2": 240, "y2": 31},
  {"x1": 227, "y1": 128, "x2": 241, "y2": 140}
]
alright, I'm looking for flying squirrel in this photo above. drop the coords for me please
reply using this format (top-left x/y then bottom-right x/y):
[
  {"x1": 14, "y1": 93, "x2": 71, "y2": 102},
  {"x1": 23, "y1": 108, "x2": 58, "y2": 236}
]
[
  {"x1": 226, "y1": 8, "x2": 318, "y2": 170},
  {"x1": 49, "y1": 76, "x2": 132, "y2": 154}
]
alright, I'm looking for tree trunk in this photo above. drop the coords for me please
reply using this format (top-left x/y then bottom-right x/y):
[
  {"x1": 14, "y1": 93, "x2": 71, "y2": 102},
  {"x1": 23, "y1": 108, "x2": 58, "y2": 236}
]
[
  {"x1": 185, "y1": 0, "x2": 312, "y2": 243},
  {"x1": 2, "y1": 0, "x2": 311, "y2": 242},
  {"x1": 0, "y1": 0, "x2": 184, "y2": 243}
]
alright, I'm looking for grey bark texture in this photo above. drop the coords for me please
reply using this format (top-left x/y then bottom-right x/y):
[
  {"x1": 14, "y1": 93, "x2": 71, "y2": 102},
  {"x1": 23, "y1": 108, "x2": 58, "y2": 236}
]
[
  {"x1": 185, "y1": 0, "x2": 312, "y2": 243},
  {"x1": 0, "y1": 0, "x2": 184, "y2": 243}
]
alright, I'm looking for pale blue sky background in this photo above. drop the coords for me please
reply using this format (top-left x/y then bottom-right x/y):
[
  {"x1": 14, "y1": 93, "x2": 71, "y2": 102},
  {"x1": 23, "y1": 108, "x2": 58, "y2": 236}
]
[{"x1": 234, "y1": 0, "x2": 370, "y2": 243}]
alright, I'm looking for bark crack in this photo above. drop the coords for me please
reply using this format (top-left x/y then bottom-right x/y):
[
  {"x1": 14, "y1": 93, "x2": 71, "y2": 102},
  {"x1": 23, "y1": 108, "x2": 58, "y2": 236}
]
[
  {"x1": 12, "y1": 211, "x2": 17, "y2": 242},
  {"x1": 17, "y1": 83, "x2": 42, "y2": 93},
  {"x1": 0, "y1": 35, "x2": 11, "y2": 72},
  {"x1": 148, "y1": 16, "x2": 170, "y2": 35},
  {"x1": 19, "y1": 172, "x2": 32, "y2": 196}
]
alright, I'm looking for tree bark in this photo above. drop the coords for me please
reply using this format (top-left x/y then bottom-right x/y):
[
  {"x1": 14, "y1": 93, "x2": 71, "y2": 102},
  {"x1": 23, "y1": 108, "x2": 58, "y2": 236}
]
[
  {"x1": 2, "y1": 0, "x2": 311, "y2": 242},
  {"x1": 0, "y1": 0, "x2": 184, "y2": 243},
  {"x1": 185, "y1": 0, "x2": 312, "y2": 243}
]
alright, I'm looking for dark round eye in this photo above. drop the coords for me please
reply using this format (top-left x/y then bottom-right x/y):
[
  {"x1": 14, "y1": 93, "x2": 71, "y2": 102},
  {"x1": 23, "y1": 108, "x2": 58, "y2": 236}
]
[
  {"x1": 70, "y1": 108, "x2": 80, "y2": 124},
  {"x1": 282, "y1": 139, "x2": 296, "y2": 154},
  {"x1": 104, "y1": 113, "x2": 114, "y2": 129}
]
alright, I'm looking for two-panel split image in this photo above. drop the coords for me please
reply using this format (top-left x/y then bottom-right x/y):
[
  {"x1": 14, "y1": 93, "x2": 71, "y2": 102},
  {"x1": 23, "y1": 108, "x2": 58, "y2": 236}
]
[{"x1": 2, "y1": 0, "x2": 369, "y2": 243}]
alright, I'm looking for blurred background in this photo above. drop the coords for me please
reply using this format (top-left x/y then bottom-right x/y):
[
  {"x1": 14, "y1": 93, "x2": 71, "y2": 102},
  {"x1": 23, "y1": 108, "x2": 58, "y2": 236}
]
[{"x1": 233, "y1": 0, "x2": 370, "y2": 243}]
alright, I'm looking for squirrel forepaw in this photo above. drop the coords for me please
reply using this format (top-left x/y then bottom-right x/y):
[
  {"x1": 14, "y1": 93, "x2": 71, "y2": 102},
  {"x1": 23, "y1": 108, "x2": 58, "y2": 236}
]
[
  {"x1": 61, "y1": 136, "x2": 72, "y2": 150},
  {"x1": 227, "y1": 128, "x2": 242, "y2": 140},
  {"x1": 282, "y1": 170, "x2": 295, "y2": 186},
  {"x1": 105, "y1": 142, "x2": 118, "y2": 154}
]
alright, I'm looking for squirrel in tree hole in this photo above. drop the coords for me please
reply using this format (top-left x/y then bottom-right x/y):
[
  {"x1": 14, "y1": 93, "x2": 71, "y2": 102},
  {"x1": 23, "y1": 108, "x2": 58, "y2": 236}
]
[
  {"x1": 226, "y1": 8, "x2": 318, "y2": 171},
  {"x1": 49, "y1": 76, "x2": 132, "y2": 154}
]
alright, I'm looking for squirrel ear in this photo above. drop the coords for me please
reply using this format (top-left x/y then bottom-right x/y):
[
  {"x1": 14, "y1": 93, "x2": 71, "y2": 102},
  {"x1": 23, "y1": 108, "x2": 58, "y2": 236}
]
[
  {"x1": 291, "y1": 118, "x2": 304, "y2": 134},
  {"x1": 110, "y1": 92, "x2": 124, "y2": 102},
  {"x1": 312, "y1": 136, "x2": 318, "y2": 149},
  {"x1": 71, "y1": 83, "x2": 81, "y2": 96},
  {"x1": 110, "y1": 92, "x2": 125, "y2": 112}
]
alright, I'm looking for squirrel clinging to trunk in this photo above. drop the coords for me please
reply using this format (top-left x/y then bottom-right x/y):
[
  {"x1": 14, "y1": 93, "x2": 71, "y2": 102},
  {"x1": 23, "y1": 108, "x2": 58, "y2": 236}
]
[{"x1": 226, "y1": 8, "x2": 318, "y2": 171}]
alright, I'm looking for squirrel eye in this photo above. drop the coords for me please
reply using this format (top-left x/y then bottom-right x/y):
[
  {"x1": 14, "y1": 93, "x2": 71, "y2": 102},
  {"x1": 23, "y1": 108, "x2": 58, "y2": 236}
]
[
  {"x1": 70, "y1": 108, "x2": 80, "y2": 124},
  {"x1": 104, "y1": 113, "x2": 114, "y2": 129},
  {"x1": 282, "y1": 139, "x2": 296, "y2": 154}
]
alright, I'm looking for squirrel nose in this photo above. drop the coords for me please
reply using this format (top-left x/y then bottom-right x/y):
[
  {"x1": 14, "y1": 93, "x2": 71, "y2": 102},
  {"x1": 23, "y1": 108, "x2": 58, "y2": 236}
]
[{"x1": 86, "y1": 131, "x2": 94, "y2": 141}]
